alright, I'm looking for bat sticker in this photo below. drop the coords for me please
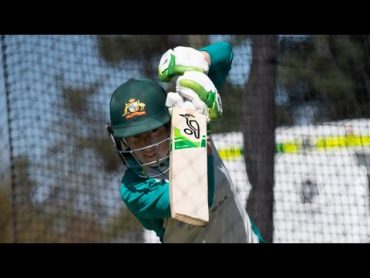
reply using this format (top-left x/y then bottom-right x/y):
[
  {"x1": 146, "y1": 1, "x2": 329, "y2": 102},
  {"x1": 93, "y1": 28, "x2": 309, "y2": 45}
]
[{"x1": 179, "y1": 113, "x2": 200, "y2": 139}]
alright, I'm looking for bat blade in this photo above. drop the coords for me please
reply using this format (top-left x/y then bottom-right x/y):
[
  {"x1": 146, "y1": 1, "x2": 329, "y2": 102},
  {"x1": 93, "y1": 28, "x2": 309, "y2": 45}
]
[{"x1": 169, "y1": 106, "x2": 209, "y2": 226}]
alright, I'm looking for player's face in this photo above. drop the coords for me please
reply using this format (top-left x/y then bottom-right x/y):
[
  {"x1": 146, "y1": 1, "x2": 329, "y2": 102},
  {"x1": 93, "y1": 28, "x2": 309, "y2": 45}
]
[{"x1": 124, "y1": 125, "x2": 169, "y2": 166}]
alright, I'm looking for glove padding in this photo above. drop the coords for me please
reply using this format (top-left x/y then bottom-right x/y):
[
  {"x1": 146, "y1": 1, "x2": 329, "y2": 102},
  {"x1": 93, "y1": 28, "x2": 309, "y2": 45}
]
[
  {"x1": 165, "y1": 71, "x2": 222, "y2": 122},
  {"x1": 165, "y1": 92, "x2": 207, "y2": 117},
  {"x1": 158, "y1": 46, "x2": 209, "y2": 82}
]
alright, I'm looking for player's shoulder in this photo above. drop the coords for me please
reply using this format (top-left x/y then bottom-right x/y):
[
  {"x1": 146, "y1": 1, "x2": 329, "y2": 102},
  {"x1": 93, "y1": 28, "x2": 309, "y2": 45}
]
[
  {"x1": 121, "y1": 170, "x2": 146, "y2": 189},
  {"x1": 121, "y1": 170, "x2": 168, "y2": 194},
  {"x1": 119, "y1": 170, "x2": 146, "y2": 202}
]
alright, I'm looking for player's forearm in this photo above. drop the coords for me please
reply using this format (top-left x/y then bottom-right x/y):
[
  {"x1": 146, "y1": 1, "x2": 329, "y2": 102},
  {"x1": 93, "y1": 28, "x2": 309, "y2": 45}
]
[
  {"x1": 121, "y1": 182, "x2": 171, "y2": 220},
  {"x1": 199, "y1": 41, "x2": 233, "y2": 90},
  {"x1": 136, "y1": 191, "x2": 171, "y2": 219},
  {"x1": 200, "y1": 41, "x2": 233, "y2": 70}
]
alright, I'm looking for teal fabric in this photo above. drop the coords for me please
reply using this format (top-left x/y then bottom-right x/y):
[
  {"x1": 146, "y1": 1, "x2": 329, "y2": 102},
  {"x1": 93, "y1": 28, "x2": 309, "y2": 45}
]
[
  {"x1": 199, "y1": 41, "x2": 233, "y2": 91},
  {"x1": 120, "y1": 174, "x2": 169, "y2": 238},
  {"x1": 120, "y1": 154, "x2": 215, "y2": 240},
  {"x1": 250, "y1": 218, "x2": 266, "y2": 243}
]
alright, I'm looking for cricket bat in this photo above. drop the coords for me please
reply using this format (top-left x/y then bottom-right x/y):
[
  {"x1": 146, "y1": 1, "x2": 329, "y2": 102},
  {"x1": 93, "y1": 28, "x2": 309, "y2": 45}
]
[{"x1": 169, "y1": 106, "x2": 209, "y2": 226}]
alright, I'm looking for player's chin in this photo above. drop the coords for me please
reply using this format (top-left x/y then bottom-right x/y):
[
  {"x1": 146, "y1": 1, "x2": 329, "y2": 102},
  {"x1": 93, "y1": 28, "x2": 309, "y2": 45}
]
[
  {"x1": 139, "y1": 156, "x2": 157, "y2": 165},
  {"x1": 143, "y1": 156, "x2": 168, "y2": 167},
  {"x1": 142, "y1": 154, "x2": 156, "y2": 162}
]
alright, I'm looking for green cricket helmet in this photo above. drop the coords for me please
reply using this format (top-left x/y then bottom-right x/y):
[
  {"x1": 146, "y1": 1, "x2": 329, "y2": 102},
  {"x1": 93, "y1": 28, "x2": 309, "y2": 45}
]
[
  {"x1": 110, "y1": 78, "x2": 170, "y2": 138},
  {"x1": 108, "y1": 78, "x2": 170, "y2": 179}
]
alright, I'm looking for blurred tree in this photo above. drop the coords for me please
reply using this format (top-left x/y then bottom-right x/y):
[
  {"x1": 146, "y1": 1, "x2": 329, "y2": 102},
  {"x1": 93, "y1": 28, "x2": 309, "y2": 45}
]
[
  {"x1": 212, "y1": 35, "x2": 255, "y2": 133},
  {"x1": 106, "y1": 206, "x2": 145, "y2": 242},
  {"x1": 0, "y1": 175, "x2": 12, "y2": 242},
  {"x1": 187, "y1": 35, "x2": 210, "y2": 49},
  {"x1": 97, "y1": 35, "x2": 191, "y2": 79},
  {"x1": 10, "y1": 155, "x2": 45, "y2": 242},
  {"x1": 44, "y1": 78, "x2": 144, "y2": 242},
  {"x1": 211, "y1": 81, "x2": 244, "y2": 133},
  {"x1": 278, "y1": 35, "x2": 370, "y2": 125},
  {"x1": 242, "y1": 35, "x2": 277, "y2": 243}
]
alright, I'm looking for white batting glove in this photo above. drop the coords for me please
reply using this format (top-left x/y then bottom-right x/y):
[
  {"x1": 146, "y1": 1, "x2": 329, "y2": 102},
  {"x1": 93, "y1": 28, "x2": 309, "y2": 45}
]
[
  {"x1": 165, "y1": 92, "x2": 207, "y2": 116},
  {"x1": 158, "y1": 46, "x2": 209, "y2": 82},
  {"x1": 176, "y1": 71, "x2": 223, "y2": 121},
  {"x1": 165, "y1": 92, "x2": 184, "y2": 116}
]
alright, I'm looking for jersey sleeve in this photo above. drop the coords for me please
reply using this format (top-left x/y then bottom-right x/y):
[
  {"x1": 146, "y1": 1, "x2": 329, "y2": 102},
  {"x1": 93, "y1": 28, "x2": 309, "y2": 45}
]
[
  {"x1": 120, "y1": 176, "x2": 171, "y2": 219},
  {"x1": 199, "y1": 41, "x2": 233, "y2": 91},
  {"x1": 121, "y1": 154, "x2": 216, "y2": 222}
]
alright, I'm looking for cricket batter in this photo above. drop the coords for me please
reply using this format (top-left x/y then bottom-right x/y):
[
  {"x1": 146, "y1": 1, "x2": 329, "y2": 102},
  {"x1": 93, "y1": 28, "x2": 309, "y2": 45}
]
[{"x1": 107, "y1": 41, "x2": 264, "y2": 243}]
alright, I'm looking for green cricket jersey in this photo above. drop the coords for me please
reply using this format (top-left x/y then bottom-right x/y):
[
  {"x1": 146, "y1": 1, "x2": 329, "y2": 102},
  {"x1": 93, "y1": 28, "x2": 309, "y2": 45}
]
[{"x1": 119, "y1": 41, "x2": 263, "y2": 242}]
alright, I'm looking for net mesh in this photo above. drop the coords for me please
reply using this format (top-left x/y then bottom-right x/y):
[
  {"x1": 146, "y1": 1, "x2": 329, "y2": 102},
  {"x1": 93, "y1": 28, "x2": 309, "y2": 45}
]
[{"x1": 0, "y1": 35, "x2": 369, "y2": 243}]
